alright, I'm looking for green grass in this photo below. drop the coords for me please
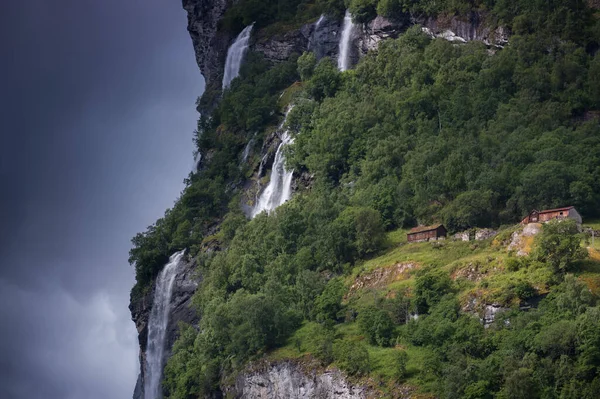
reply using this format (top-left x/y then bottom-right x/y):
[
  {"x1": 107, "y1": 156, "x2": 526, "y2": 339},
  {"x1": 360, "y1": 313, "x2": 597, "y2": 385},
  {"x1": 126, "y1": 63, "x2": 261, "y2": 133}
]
[
  {"x1": 267, "y1": 222, "x2": 600, "y2": 396},
  {"x1": 583, "y1": 219, "x2": 600, "y2": 230}
]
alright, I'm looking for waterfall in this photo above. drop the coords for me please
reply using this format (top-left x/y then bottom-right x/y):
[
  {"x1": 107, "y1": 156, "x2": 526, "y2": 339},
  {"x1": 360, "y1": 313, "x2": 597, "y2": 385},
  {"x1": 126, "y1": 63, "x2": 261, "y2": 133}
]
[
  {"x1": 315, "y1": 14, "x2": 325, "y2": 29},
  {"x1": 222, "y1": 24, "x2": 254, "y2": 89},
  {"x1": 338, "y1": 10, "x2": 355, "y2": 71},
  {"x1": 192, "y1": 152, "x2": 202, "y2": 173},
  {"x1": 241, "y1": 134, "x2": 256, "y2": 164},
  {"x1": 252, "y1": 109, "x2": 294, "y2": 217},
  {"x1": 144, "y1": 250, "x2": 186, "y2": 399}
]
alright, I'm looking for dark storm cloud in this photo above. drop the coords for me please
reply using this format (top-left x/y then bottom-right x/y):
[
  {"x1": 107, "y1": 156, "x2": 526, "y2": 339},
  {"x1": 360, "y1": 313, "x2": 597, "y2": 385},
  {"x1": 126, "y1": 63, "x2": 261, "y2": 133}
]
[{"x1": 0, "y1": 0, "x2": 204, "y2": 397}]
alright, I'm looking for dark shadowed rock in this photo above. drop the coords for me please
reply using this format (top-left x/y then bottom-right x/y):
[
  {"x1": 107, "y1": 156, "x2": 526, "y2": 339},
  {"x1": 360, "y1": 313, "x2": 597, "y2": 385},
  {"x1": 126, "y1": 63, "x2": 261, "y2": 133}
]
[
  {"x1": 253, "y1": 25, "x2": 313, "y2": 63},
  {"x1": 310, "y1": 16, "x2": 343, "y2": 61}
]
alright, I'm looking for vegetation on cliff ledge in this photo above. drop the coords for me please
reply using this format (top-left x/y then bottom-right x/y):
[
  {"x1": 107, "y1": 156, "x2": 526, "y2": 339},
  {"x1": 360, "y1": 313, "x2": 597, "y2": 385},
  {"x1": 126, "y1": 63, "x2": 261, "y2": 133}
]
[{"x1": 129, "y1": 0, "x2": 600, "y2": 397}]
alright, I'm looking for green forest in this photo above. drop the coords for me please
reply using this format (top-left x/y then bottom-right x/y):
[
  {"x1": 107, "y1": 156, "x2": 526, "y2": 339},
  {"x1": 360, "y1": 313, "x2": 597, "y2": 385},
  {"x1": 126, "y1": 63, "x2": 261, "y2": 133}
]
[{"x1": 129, "y1": 0, "x2": 600, "y2": 397}]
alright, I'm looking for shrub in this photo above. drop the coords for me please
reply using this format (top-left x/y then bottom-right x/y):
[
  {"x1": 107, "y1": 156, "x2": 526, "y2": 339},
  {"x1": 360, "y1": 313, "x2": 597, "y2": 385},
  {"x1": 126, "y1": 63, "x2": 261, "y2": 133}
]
[
  {"x1": 333, "y1": 340, "x2": 370, "y2": 376},
  {"x1": 533, "y1": 219, "x2": 587, "y2": 274},
  {"x1": 358, "y1": 306, "x2": 396, "y2": 346}
]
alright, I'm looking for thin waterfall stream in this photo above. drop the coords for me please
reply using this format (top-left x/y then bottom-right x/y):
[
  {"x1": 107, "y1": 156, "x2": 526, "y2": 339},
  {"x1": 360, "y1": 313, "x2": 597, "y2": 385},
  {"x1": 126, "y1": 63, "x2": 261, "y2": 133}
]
[
  {"x1": 338, "y1": 10, "x2": 355, "y2": 71},
  {"x1": 144, "y1": 250, "x2": 186, "y2": 399},
  {"x1": 252, "y1": 108, "x2": 294, "y2": 217},
  {"x1": 222, "y1": 24, "x2": 254, "y2": 89}
]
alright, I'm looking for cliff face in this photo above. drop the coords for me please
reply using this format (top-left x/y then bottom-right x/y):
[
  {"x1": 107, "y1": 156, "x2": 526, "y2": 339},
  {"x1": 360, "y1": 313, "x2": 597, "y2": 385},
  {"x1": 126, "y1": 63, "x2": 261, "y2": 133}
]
[
  {"x1": 131, "y1": 256, "x2": 200, "y2": 399},
  {"x1": 182, "y1": 0, "x2": 508, "y2": 94},
  {"x1": 418, "y1": 13, "x2": 509, "y2": 47},
  {"x1": 182, "y1": 0, "x2": 230, "y2": 91},
  {"x1": 130, "y1": 5, "x2": 512, "y2": 398},
  {"x1": 224, "y1": 361, "x2": 369, "y2": 399}
]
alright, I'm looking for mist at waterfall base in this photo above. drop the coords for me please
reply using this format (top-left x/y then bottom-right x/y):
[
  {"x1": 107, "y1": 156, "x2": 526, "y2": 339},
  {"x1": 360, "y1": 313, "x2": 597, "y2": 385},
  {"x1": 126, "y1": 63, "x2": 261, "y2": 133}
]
[{"x1": 0, "y1": 1, "x2": 203, "y2": 398}]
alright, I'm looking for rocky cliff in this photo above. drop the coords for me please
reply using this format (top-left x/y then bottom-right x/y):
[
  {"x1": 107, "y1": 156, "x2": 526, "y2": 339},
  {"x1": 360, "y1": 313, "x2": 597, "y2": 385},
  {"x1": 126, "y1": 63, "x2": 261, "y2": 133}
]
[
  {"x1": 182, "y1": 0, "x2": 231, "y2": 95},
  {"x1": 224, "y1": 361, "x2": 369, "y2": 399},
  {"x1": 131, "y1": 256, "x2": 200, "y2": 399},
  {"x1": 182, "y1": 0, "x2": 508, "y2": 97},
  {"x1": 131, "y1": 4, "x2": 512, "y2": 398}
]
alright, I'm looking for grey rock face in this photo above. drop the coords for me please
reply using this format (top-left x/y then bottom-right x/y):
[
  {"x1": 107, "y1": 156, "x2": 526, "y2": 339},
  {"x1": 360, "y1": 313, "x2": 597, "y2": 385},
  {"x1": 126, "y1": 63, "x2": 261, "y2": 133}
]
[
  {"x1": 182, "y1": 0, "x2": 231, "y2": 89},
  {"x1": 310, "y1": 16, "x2": 342, "y2": 61},
  {"x1": 483, "y1": 304, "x2": 508, "y2": 327},
  {"x1": 130, "y1": 255, "x2": 200, "y2": 399},
  {"x1": 253, "y1": 25, "x2": 313, "y2": 63},
  {"x1": 227, "y1": 361, "x2": 368, "y2": 399},
  {"x1": 419, "y1": 13, "x2": 509, "y2": 47},
  {"x1": 358, "y1": 16, "x2": 407, "y2": 55}
]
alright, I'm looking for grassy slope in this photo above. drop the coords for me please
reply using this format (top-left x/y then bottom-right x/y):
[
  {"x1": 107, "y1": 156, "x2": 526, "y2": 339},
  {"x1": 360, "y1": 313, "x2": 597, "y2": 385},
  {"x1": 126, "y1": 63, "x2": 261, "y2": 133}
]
[{"x1": 268, "y1": 224, "x2": 600, "y2": 397}]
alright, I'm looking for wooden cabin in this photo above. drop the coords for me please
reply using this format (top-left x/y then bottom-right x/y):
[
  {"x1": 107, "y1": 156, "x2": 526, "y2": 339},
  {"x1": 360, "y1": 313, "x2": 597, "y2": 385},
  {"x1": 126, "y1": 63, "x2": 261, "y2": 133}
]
[
  {"x1": 407, "y1": 224, "x2": 448, "y2": 243},
  {"x1": 521, "y1": 206, "x2": 582, "y2": 225}
]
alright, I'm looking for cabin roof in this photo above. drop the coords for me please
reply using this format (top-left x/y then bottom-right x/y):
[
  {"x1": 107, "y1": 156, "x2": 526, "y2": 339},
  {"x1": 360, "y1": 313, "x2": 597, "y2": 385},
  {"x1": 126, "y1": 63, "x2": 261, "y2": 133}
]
[{"x1": 408, "y1": 224, "x2": 444, "y2": 234}]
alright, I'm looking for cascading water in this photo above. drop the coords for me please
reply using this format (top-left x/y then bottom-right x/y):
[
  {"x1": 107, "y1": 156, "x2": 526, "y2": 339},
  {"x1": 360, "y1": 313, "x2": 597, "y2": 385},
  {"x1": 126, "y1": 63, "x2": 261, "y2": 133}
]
[
  {"x1": 252, "y1": 109, "x2": 294, "y2": 217},
  {"x1": 192, "y1": 152, "x2": 202, "y2": 173},
  {"x1": 241, "y1": 133, "x2": 256, "y2": 164},
  {"x1": 144, "y1": 250, "x2": 186, "y2": 399},
  {"x1": 337, "y1": 10, "x2": 355, "y2": 71},
  {"x1": 315, "y1": 14, "x2": 325, "y2": 29},
  {"x1": 222, "y1": 24, "x2": 254, "y2": 89}
]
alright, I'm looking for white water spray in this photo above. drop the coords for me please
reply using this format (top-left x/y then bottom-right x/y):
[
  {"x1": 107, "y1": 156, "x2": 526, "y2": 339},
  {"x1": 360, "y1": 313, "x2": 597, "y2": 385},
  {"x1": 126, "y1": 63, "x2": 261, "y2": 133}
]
[
  {"x1": 241, "y1": 134, "x2": 256, "y2": 164},
  {"x1": 338, "y1": 10, "x2": 355, "y2": 71},
  {"x1": 144, "y1": 250, "x2": 186, "y2": 399},
  {"x1": 192, "y1": 152, "x2": 202, "y2": 173},
  {"x1": 252, "y1": 109, "x2": 294, "y2": 217},
  {"x1": 315, "y1": 14, "x2": 325, "y2": 29},
  {"x1": 222, "y1": 24, "x2": 254, "y2": 89}
]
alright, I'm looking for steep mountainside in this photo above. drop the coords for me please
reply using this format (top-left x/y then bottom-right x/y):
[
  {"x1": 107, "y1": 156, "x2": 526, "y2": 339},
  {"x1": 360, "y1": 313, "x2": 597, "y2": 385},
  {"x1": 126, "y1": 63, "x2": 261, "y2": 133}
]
[{"x1": 130, "y1": 1, "x2": 600, "y2": 398}]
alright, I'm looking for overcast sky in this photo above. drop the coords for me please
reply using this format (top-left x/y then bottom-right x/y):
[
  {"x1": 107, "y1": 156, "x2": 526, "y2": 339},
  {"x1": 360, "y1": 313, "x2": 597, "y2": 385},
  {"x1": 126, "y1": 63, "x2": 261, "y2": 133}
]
[{"x1": 0, "y1": 1, "x2": 203, "y2": 398}]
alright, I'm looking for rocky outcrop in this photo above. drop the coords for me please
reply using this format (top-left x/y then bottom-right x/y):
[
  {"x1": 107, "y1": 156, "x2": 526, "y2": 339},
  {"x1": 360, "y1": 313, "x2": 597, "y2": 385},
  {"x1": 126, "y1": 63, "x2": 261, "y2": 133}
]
[
  {"x1": 508, "y1": 223, "x2": 541, "y2": 256},
  {"x1": 418, "y1": 13, "x2": 509, "y2": 47},
  {"x1": 183, "y1": 1, "x2": 509, "y2": 98},
  {"x1": 310, "y1": 16, "x2": 342, "y2": 60},
  {"x1": 130, "y1": 255, "x2": 200, "y2": 399},
  {"x1": 182, "y1": 0, "x2": 231, "y2": 90},
  {"x1": 358, "y1": 16, "x2": 408, "y2": 55},
  {"x1": 253, "y1": 25, "x2": 314, "y2": 63},
  {"x1": 225, "y1": 361, "x2": 369, "y2": 399}
]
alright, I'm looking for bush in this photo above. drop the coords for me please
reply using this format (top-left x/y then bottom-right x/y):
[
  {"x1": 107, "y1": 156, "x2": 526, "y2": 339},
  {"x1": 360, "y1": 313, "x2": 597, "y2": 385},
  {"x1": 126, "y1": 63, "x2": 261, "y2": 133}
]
[
  {"x1": 514, "y1": 281, "x2": 537, "y2": 300},
  {"x1": 533, "y1": 219, "x2": 587, "y2": 274},
  {"x1": 349, "y1": 0, "x2": 377, "y2": 23},
  {"x1": 333, "y1": 340, "x2": 370, "y2": 376},
  {"x1": 358, "y1": 306, "x2": 396, "y2": 346},
  {"x1": 392, "y1": 350, "x2": 408, "y2": 381},
  {"x1": 314, "y1": 278, "x2": 345, "y2": 322},
  {"x1": 306, "y1": 58, "x2": 340, "y2": 101},
  {"x1": 297, "y1": 51, "x2": 317, "y2": 81},
  {"x1": 414, "y1": 269, "x2": 453, "y2": 314}
]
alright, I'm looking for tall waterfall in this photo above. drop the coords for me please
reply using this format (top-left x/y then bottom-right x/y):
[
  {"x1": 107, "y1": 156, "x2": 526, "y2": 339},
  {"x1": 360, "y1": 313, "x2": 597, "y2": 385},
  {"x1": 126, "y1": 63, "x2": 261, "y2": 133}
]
[
  {"x1": 222, "y1": 24, "x2": 254, "y2": 89},
  {"x1": 252, "y1": 109, "x2": 294, "y2": 217},
  {"x1": 144, "y1": 250, "x2": 186, "y2": 399},
  {"x1": 338, "y1": 11, "x2": 355, "y2": 71}
]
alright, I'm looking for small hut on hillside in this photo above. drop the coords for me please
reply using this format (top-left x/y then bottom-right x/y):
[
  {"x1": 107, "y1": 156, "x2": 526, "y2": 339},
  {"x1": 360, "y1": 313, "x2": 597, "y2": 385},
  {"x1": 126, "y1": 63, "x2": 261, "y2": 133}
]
[
  {"x1": 407, "y1": 224, "x2": 448, "y2": 243},
  {"x1": 521, "y1": 206, "x2": 582, "y2": 225}
]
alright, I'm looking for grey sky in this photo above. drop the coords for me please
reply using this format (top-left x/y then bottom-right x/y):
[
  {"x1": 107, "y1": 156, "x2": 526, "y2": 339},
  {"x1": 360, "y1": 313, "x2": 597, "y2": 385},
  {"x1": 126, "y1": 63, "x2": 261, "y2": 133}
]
[{"x1": 0, "y1": 0, "x2": 204, "y2": 397}]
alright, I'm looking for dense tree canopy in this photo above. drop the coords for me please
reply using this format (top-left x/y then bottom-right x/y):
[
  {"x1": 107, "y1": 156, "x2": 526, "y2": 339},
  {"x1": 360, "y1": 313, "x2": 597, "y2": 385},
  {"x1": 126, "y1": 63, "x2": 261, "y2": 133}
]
[{"x1": 129, "y1": 0, "x2": 600, "y2": 397}]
